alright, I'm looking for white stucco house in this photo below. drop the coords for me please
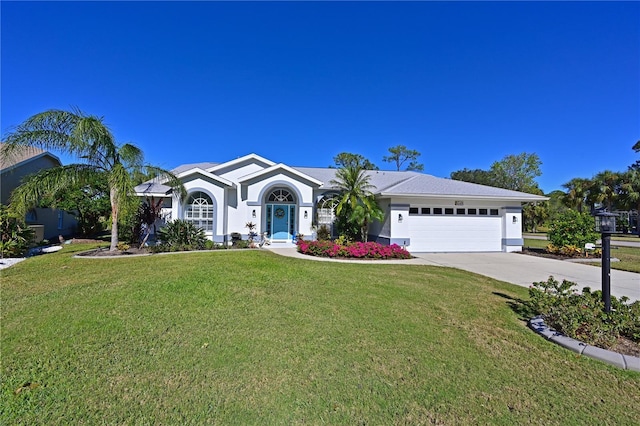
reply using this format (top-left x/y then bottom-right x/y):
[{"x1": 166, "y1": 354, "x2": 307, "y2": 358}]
[{"x1": 134, "y1": 153, "x2": 547, "y2": 252}]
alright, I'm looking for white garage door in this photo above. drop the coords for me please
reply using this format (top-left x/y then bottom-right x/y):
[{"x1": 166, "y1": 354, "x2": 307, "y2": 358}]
[{"x1": 407, "y1": 215, "x2": 502, "y2": 252}]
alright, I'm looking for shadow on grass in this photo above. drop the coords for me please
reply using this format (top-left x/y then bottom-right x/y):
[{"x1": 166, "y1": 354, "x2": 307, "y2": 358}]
[{"x1": 492, "y1": 291, "x2": 536, "y2": 321}]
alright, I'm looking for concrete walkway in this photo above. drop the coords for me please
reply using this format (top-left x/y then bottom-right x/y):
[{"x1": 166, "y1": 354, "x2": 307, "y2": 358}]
[{"x1": 267, "y1": 248, "x2": 640, "y2": 303}]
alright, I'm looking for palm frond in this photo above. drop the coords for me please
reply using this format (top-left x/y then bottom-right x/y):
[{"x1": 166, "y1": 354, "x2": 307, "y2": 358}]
[
  {"x1": 2, "y1": 110, "x2": 83, "y2": 157},
  {"x1": 8, "y1": 164, "x2": 103, "y2": 216},
  {"x1": 72, "y1": 114, "x2": 117, "y2": 169},
  {"x1": 142, "y1": 165, "x2": 187, "y2": 200},
  {"x1": 118, "y1": 143, "x2": 144, "y2": 169}
]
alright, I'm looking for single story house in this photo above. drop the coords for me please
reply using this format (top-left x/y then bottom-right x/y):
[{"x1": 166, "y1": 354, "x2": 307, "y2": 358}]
[
  {"x1": 135, "y1": 153, "x2": 547, "y2": 252},
  {"x1": 1, "y1": 143, "x2": 77, "y2": 241}
]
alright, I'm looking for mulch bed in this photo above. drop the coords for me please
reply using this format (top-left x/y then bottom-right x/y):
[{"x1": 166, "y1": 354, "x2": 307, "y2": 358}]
[
  {"x1": 518, "y1": 247, "x2": 601, "y2": 261},
  {"x1": 520, "y1": 248, "x2": 639, "y2": 358},
  {"x1": 75, "y1": 247, "x2": 150, "y2": 257},
  {"x1": 612, "y1": 337, "x2": 640, "y2": 358}
]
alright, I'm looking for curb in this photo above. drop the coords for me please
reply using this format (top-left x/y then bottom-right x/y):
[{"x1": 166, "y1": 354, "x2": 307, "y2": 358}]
[{"x1": 528, "y1": 317, "x2": 640, "y2": 371}]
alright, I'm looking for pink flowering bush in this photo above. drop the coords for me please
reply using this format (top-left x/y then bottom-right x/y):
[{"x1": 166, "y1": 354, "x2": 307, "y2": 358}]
[{"x1": 297, "y1": 240, "x2": 411, "y2": 259}]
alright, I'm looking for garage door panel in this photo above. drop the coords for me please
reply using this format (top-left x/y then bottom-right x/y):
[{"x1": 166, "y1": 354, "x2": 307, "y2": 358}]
[{"x1": 407, "y1": 216, "x2": 502, "y2": 252}]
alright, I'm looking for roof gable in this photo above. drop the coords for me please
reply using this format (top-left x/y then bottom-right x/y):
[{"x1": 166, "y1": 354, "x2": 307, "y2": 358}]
[
  {"x1": 238, "y1": 163, "x2": 323, "y2": 186},
  {"x1": 0, "y1": 143, "x2": 61, "y2": 172},
  {"x1": 176, "y1": 167, "x2": 234, "y2": 187},
  {"x1": 206, "y1": 153, "x2": 275, "y2": 175}
]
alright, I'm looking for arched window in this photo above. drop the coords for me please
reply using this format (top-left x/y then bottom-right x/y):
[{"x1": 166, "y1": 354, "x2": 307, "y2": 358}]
[
  {"x1": 317, "y1": 194, "x2": 339, "y2": 225},
  {"x1": 185, "y1": 191, "x2": 214, "y2": 231},
  {"x1": 267, "y1": 188, "x2": 295, "y2": 203}
]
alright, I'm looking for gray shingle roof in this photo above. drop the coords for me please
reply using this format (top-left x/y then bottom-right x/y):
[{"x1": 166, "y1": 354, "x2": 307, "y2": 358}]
[
  {"x1": 172, "y1": 162, "x2": 218, "y2": 174},
  {"x1": 135, "y1": 160, "x2": 547, "y2": 202},
  {"x1": 293, "y1": 167, "x2": 546, "y2": 201}
]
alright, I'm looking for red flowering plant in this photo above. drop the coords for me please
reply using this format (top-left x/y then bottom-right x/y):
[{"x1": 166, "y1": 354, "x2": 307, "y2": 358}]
[{"x1": 296, "y1": 240, "x2": 410, "y2": 260}]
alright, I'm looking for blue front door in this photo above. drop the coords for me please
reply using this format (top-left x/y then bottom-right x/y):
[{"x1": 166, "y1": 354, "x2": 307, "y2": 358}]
[{"x1": 271, "y1": 204, "x2": 289, "y2": 240}]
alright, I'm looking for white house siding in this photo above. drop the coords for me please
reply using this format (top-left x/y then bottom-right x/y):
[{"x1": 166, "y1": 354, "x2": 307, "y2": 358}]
[
  {"x1": 173, "y1": 176, "x2": 227, "y2": 242},
  {"x1": 502, "y1": 207, "x2": 524, "y2": 252},
  {"x1": 243, "y1": 172, "x2": 315, "y2": 239}
]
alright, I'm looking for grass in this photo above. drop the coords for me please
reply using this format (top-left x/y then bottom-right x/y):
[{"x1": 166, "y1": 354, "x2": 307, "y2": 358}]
[
  {"x1": 523, "y1": 238, "x2": 640, "y2": 273},
  {"x1": 2, "y1": 244, "x2": 639, "y2": 424}
]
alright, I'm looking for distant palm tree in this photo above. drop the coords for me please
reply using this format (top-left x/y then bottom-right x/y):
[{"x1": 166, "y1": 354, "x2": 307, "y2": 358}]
[
  {"x1": 330, "y1": 165, "x2": 384, "y2": 241},
  {"x1": 589, "y1": 171, "x2": 622, "y2": 211},
  {"x1": 562, "y1": 177, "x2": 591, "y2": 212},
  {"x1": 2, "y1": 108, "x2": 184, "y2": 251},
  {"x1": 620, "y1": 169, "x2": 640, "y2": 233}
]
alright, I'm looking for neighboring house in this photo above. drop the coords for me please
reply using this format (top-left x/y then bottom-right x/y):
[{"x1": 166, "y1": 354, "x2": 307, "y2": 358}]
[
  {"x1": 135, "y1": 153, "x2": 547, "y2": 252},
  {"x1": 0, "y1": 143, "x2": 77, "y2": 240}
]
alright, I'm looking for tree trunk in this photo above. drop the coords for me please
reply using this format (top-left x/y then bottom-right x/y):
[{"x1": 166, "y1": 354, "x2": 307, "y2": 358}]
[{"x1": 109, "y1": 187, "x2": 119, "y2": 251}]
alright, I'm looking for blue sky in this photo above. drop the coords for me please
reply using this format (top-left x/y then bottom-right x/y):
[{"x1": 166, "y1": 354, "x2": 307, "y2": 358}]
[{"x1": 2, "y1": 1, "x2": 638, "y2": 193}]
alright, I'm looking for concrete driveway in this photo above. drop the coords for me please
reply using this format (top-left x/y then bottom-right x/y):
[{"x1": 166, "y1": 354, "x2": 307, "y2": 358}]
[
  {"x1": 269, "y1": 247, "x2": 639, "y2": 302},
  {"x1": 412, "y1": 252, "x2": 639, "y2": 302}
]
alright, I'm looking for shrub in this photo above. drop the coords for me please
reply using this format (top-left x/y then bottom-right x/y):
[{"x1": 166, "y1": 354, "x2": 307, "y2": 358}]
[
  {"x1": 548, "y1": 210, "x2": 598, "y2": 249},
  {"x1": 316, "y1": 225, "x2": 331, "y2": 241},
  {"x1": 559, "y1": 245, "x2": 582, "y2": 257},
  {"x1": 334, "y1": 235, "x2": 352, "y2": 246},
  {"x1": 157, "y1": 219, "x2": 207, "y2": 250},
  {"x1": 116, "y1": 242, "x2": 130, "y2": 252},
  {"x1": 0, "y1": 205, "x2": 35, "y2": 257},
  {"x1": 526, "y1": 276, "x2": 639, "y2": 349},
  {"x1": 297, "y1": 240, "x2": 411, "y2": 260}
]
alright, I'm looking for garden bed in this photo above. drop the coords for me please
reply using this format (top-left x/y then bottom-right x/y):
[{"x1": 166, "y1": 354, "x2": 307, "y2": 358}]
[
  {"x1": 76, "y1": 247, "x2": 150, "y2": 257},
  {"x1": 297, "y1": 240, "x2": 412, "y2": 260},
  {"x1": 519, "y1": 247, "x2": 601, "y2": 261}
]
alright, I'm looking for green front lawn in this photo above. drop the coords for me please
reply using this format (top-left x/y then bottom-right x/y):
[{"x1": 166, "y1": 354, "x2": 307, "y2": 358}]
[{"x1": 2, "y1": 244, "x2": 639, "y2": 424}]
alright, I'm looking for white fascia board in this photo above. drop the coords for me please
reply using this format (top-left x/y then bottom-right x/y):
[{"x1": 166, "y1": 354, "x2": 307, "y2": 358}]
[
  {"x1": 237, "y1": 163, "x2": 323, "y2": 186},
  {"x1": 377, "y1": 192, "x2": 549, "y2": 202},
  {"x1": 176, "y1": 167, "x2": 235, "y2": 187},
  {"x1": 206, "y1": 153, "x2": 276, "y2": 173}
]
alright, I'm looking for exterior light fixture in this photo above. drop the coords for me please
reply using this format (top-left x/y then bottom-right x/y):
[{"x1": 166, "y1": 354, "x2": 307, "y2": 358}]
[
  {"x1": 304, "y1": 210, "x2": 308, "y2": 219},
  {"x1": 513, "y1": 215, "x2": 518, "y2": 224},
  {"x1": 594, "y1": 211, "x2": 617, "y2": 313},
  {"x1": 398, "y1": 214, "x2": 403, "y2": 223},
  {"x1": 252, "y1": 209, "x2": 256, "y2": 218}
]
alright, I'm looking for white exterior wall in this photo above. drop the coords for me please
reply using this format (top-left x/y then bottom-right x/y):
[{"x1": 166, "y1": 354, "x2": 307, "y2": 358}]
[
  {"x1": 243, "y1": 173, "x2": 315, "y2": 238},
  {"x1": 172, "y1": 177, "x2": 228, "y2": 241},
  {"x1": 502, "y1": 207, "x2": 524, "y2": 252},
  {"x1": 389, "y1": 203, "x2": 411, "y2": 247}
]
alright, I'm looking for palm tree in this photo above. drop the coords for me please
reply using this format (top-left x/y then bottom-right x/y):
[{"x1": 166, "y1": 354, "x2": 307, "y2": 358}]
[
  {"x1": 589, "y1": 171, "x2": 622, "y2": 211},
  {"x1": 562, "y1": 177, "x2": 591, "y2": 212},
  {"x1": 2, "y1": 109, "x2": 184, "y2": 251},
  {"x1": 330, "y1": 165, "x2": 384, "y2": 241},
  {"x1": 620, "y1": 169, "x2": 640, "y2": 234}
]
